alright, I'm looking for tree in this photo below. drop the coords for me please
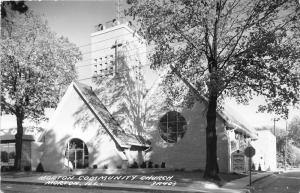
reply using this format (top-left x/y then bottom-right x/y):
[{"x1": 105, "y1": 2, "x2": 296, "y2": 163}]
[
  {"x1": 1, "y1": 7, "x2": 81, "y2": 170},
  {"x1": 1, "y1": 1, "x2": 28, "y2": 18},
  {"x1": 127, "y1": 0, "x2": 300, "y2": 180},
  {"x1": 288, "y1": 116, "x2": 300, "y2": 148},
  {"x1": 276, "y1": 131, "x2": 298, "y2": 168}
]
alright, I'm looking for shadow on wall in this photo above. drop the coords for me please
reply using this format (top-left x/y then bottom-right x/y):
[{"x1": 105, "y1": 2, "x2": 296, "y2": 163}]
[
  {"x1": 73, "y1": 104, "x2": 99, "y2": 133},
  {"x1": 145, "y1": 93, "x2": 213, "y2": 171},
  {"x1": 39, "y1": 129, "x2": 71, "y2": 172},
  {"x1": 87, "y1": 134, "x2": 125, "y2": 169},
  {"x1": 40, "y1": 129, "x2": 110, "y2": 172},
  {"x1": 93, "y1": 53, "x2": 146, "y2": 139},
  {"x1": 66, "y1": 46, "x2": 213, "y2": 171},
  {"x1": 77, "y1": 48, "x2": 159, "y2": 144}
]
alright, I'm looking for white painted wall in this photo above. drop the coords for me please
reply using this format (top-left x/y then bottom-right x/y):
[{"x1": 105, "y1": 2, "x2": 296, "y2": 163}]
[
  {"x1": 41, "y1": 84, "x2": 126, "y2": 172},
  {"x1": 90, "y1": 23, "x2": 152, "y2": 140},
  {"x1": 91, "y1": 24, "x2": 147, "y2": 82},
  {"x1": 31, "y1": 141, "x2": 44, "y2": 171},
  {"x1": 144, "y1": 89, "x2": 230, "y2": 172}
]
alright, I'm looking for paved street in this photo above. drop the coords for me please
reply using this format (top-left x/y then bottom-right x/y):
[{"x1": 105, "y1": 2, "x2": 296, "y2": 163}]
[
  {"x1": 252, "y1": 169, "x2": 300, "y2": 193},
  {"x1": 0, "y1": 183, "x2": 153, "y2": 193}
]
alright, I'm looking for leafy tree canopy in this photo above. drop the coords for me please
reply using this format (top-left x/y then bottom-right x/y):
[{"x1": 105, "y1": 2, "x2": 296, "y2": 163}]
[
  {"x1": 127, "y1": 0, "x2": 300, "y2": 117},
  {"x1": 1, "y1": 1, "x2": 28, "y2": 18},
  {"x1": 1, "y1": 5, "x2": 81, "y2": 170},
  {"x1": 127, "y1": 0, "x2": 300, "y2": 179},
  {"x1": 1, "y1": 8, "x2": 82, "y2": 122}
]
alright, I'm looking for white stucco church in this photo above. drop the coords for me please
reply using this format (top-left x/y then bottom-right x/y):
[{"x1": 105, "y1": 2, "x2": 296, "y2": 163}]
[
  {"x1": 0, "y1": 20, "x2": 277, "y2": 173},
  {"x1": 38, "y1": 78, "x2": 276, "y2": 173}
]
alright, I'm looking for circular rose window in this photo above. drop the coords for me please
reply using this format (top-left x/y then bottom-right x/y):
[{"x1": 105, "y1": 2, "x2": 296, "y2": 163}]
[{"x1": 159, "y1": 111, "x2": 187, "y2": 143}]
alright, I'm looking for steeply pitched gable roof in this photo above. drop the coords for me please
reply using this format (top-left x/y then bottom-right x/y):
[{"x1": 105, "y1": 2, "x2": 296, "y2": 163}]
[{"x1": 73, "y1": 81, "x2": 149, "y2": 148}]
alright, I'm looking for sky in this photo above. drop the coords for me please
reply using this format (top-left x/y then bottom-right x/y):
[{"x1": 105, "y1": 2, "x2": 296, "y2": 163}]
[
  {"x1": 26, "y1": 0, "x2": 299, "y2": 130},
  {"x1": 27, "y1": 0, "x2": 117, "y2": 82}
]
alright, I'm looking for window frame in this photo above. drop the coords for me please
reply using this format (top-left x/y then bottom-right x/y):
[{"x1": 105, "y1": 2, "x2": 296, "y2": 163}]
[{"x1": 158, "y1": 111, "x2": 187, "y2": 143}]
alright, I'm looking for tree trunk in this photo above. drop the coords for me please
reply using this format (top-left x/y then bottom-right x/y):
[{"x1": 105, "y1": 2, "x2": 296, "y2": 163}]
[
  {"x1": 170, "y1": 62, "x2": 220, "y2": 179},
  {"x1": 14, "y1": 114, "x2": 24, "y2": 171},
  {"x1": 203, "y1": 93, "x2": 220, "y2": 180}
]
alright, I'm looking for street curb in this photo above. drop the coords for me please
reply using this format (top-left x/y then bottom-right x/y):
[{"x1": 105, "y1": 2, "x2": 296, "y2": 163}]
[
  {"x1": 222, "y1": 172, "x2": 274, "y2": 192},
  {"x1": 249, "y1": 172, "x2": 274, "y2": 185}
]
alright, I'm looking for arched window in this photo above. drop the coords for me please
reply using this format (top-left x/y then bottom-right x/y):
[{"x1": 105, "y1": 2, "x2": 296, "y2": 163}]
[
  {"x1": 159, "y1": 111, "x2": 187, "y2": 143},
  {"x1": 65, "y1": 138, "x2": 89, "y2": 169}
]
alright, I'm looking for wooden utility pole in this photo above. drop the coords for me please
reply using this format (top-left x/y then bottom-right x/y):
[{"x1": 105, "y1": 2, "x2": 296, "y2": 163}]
[
  {"x1": 284, "y1": 119, "x2": 288, "y2": 170},
  {"x1": 272, "y1": 118, "x2": 280, "y2": 136}
]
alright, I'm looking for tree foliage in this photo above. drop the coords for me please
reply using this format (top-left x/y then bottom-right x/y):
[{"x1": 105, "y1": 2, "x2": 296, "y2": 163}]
[
  {"x1": 1, "y1": 7, "x2": 81, "y2": 170},
  {"x1": 288, "y1": 116, "x2": 300, "y2": 148},
  {"x1": 1, "y1": 1, "x2": 28, "y2": 18},
  {"x1": 276, "y1": 131, "x2": 298, "y2": 167},
  {"x1": 127, "y1": 0, "x2": 300, "y2": 179}
]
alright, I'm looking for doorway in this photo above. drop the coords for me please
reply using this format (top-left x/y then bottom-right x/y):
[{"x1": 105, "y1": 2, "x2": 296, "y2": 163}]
[{"x1": 65, "y1": 138, "x2": 88, "y2": 169}]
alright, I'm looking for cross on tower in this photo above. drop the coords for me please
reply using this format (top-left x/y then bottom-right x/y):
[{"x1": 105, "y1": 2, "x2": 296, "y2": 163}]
[{"x1": 111, "y1": 40, "x2": 122, "y2": 76}]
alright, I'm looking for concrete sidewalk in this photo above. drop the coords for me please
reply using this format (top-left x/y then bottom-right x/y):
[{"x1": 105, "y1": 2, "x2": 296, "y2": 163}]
[
  {"x1": 0, "y1": 171, "x2": 272, "y2": 193},
  {"x1": 223, "y1": 172, "x2": 273, "y2": 190}
]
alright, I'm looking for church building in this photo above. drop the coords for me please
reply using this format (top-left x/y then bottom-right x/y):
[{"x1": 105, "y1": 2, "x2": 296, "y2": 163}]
[{"x1": 1, "y1": 20, "x2": 276, "y2": 173}]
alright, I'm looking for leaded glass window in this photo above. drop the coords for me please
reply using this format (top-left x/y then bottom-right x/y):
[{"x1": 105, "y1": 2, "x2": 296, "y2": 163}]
[{"x1": 159, "y1": 111, "x2": 187, "y2": 143}]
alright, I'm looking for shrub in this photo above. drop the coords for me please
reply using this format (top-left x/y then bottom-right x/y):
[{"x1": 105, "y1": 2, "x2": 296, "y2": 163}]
[
  {"x1": 140, "y1": 162, "x2": 146, "y2": 168},
  {"x1": 129, "y1": 161, "x2": 139, "y2": 168},
  {"x1": 1, "y1": 166, "x2": 7, "y2": 172},
  {"x1": 24, "y1": 166, "x2": 31, "y2": 171},
  {"x1": 36, "y1": 163, "x2": 44, "y2": 172}
]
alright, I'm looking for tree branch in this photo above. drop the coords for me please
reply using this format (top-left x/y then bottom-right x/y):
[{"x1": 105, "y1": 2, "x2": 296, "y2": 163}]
[
  {"x1": 212, "y1": 0, "x2": 222, "y2": 60},
  {"x1": 170, "y1": 64, "x2": 207, "y2": 103},
  {"x1": 204, "y1": 20, "x2": 213, "y2": 59},
  {"x1": 1, "y1": 96, "x2": 16, "y2": 114},
  {"x1": 172, "y1": 23, "x2": 206, "y2": 55}
]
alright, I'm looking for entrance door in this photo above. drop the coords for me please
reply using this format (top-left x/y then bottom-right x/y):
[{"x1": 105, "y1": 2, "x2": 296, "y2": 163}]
[{"x1": 65, "y1": 138, "x2": 88, "y2": 169}]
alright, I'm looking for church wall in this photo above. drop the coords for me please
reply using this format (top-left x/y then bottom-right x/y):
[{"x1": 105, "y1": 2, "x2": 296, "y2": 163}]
[
  {"x1": 125, "y1": 149, "x2": 145, "y2": 166},
  {"x1": 41, "y1": 85, "x2": 126, "y2": 172},
  {"x1": 31, "y1": 141, "x2": 44, "y2": 171},
  {"x1": 90, "y1": 24, "x2": 149, "y2": 137},
  {"x1": 21, "y1": 140, "x2": 32, "y2": 169},
  {"x1": 90, "y1": 24, "x2": 147, "y2": 82},
  {"x1": 147, "y1": 101, "x2": 230, "y2": 172}
]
